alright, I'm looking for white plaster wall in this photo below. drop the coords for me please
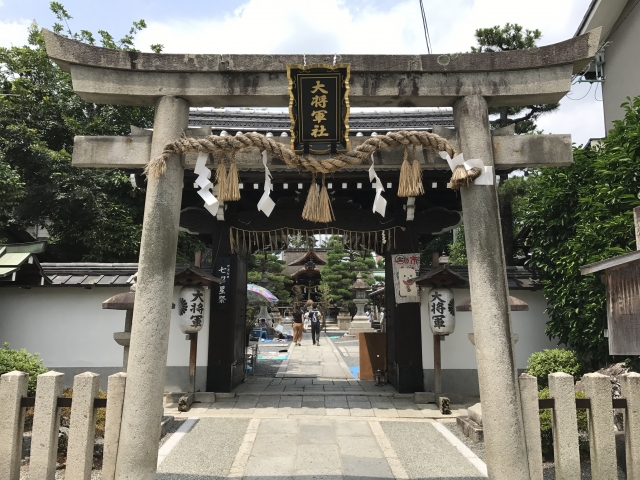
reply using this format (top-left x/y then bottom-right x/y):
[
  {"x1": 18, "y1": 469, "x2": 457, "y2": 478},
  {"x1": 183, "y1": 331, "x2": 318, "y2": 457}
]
[
  {"x1": 0, "y1": 286, "x2": 210, "y2": 368},
  {"x1": 420, "y1": 288, "x2": 557, "y2": 370}
]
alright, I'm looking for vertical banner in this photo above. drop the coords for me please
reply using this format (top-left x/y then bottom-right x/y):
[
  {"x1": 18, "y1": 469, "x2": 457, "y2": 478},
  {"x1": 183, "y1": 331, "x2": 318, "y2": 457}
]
[
  {"x1": 392, "y1": 254, "x2": 421, "y2": 304},
  {"x1": 213, "y1": 257, "x2": 231, "y2": 311}
]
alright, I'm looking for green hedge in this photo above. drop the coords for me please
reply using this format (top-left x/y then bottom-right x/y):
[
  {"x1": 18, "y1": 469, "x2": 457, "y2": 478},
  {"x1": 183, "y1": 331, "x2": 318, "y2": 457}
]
[
  {"x1": 0, "y1": 342, "x2": 48, "y2": 395},
  {"x1": 526, "y1": 348, "x2": 582, "y2": 389}
]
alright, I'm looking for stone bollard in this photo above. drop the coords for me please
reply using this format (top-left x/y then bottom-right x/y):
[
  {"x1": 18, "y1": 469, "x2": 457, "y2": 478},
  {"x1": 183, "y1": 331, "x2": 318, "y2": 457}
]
[
  {"x1": 0, "y1": 371, "x2": 28, "y2": 480},
  {"x1": 30, "y1": 371, "x2": 65, "y2": 480},
  {"x1": 583, "y1": 373, "x2": 617, "y2": 480},
  {"x1": 102, "y1": 372, "x2": 127, "y2": 480},
  {"x1": 620, "y1": 372, "x2": 640, "y2": 479},
  {"x1": 66, "y1": 372, "x2": 100, "y2": 480},
  {"x1": 518, "y1": 373, "x2": 543, "y2": 480},
  {"x1": 548, "y1": 372, "x2": 580, "y2": 480}
]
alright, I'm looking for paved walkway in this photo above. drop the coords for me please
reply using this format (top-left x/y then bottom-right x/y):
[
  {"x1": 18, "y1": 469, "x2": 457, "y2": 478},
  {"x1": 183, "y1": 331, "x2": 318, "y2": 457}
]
[
  {"x1": 276, "y1": 331, "x2": 354, "y2": 379},
  {"x1": 159, "y1": 333, "x2": 487, "y2": 479}
]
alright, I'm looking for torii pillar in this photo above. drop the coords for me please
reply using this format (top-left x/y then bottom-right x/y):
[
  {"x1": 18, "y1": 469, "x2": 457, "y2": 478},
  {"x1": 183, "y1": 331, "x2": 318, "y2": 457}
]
[
  {"x1": 454, "y1": 95, "x2": 527, "y2": 478},
  {"x1": 42, "y1": 26, "x2": 600, "y2": 480},
  {"x1": 116, "y1": 96, "x2": 189, "y2": 477}
]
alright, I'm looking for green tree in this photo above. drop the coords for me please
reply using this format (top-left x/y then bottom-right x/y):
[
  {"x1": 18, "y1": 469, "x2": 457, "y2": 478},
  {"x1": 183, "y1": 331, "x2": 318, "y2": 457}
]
[
  {"x1": 247, "y1": 251, "x2": 291, "y2": 302},
  {"x1": 448, "y1": 224, "x2": 467, "y2": 266},
  {"x1": 471, "y1": 23, "x2": 559, "y2": 134},
  {"x1": 0, "y1": 4, "x2": 199, "y2": 260},
  {"x1": 526, "y1": 96, "x2": 640, "y2": 366},
  {"x1": 319, "y1": 235, "x2": 375, "y2": 306},
  {"x1": 0, "y1": 155, "x2": 24, "y2": 241}
]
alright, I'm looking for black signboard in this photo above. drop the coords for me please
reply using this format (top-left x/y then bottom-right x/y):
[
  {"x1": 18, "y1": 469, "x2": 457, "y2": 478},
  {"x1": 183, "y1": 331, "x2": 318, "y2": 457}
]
[
  {"x1": 213, "y1": 257, "x2": 231, "y2": 311},
  {"x1": 287, "y1": 64, "x2": 350, "y2": 154}
]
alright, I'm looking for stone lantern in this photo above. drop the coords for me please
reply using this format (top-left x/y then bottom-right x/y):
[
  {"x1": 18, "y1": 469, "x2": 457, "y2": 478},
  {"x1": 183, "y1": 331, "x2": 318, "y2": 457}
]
[{"x1": 349, "y1": 273, "x2": 374, "y2": 335}]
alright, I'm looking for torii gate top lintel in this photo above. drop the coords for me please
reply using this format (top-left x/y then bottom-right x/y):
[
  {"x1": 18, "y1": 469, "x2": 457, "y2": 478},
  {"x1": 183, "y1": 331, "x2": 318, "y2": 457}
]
[{"x1": 42, "y1": 27, "x2": 601, "y2": 108}]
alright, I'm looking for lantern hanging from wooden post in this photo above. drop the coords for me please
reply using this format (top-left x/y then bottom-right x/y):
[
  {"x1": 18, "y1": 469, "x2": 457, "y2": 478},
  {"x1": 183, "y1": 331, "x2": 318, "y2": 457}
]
[
  {"x1": 178, "y1": 285, "x2": 205, "y2": 334},
  {"x1": 427, "y1": 287, "x2": 455, "y2": 335}
]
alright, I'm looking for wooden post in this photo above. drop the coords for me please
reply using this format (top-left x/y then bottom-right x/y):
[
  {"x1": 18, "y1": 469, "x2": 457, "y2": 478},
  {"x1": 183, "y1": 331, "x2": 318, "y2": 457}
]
[
  {"x1": 189, "y1": 333, "x2": 198, "y2": 394},
  {"x1": 433, "y1": 335, "x2": 442, "y2": 394},
  {"x1": 432, "y1": 251, "x2": 440, "y2": 268}
]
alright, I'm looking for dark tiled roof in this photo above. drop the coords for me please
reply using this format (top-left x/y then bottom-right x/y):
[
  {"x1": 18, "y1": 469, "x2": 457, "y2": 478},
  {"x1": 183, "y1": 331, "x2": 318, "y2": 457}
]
[
  {"x1": 39, "y1": 263, "x2": 218, "y2": 287},
  {"x1": 418, "y1": 265, "x2": 541, "y2": 291},
  {"x1": 189, "y1": 108, "x2": 454, "y2": 133}
]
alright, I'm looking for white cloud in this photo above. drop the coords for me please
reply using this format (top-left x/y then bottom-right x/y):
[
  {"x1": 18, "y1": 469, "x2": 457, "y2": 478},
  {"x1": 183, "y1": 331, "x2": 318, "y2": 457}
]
[{"x1": 0, "y1": 19, "x2": 31, "y2": 49}]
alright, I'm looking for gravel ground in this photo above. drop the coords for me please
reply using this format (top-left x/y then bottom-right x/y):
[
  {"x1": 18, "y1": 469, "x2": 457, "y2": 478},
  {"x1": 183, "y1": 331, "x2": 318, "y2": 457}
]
[
  {"x1": 19, "y1": 417, "x2": 185, "y2": 479},
  {"x1": 381, "y1": 420, "x2": 485, "y2": 479},
  {"x1": 156, "y1": 417, "x2": 250, "y2": 478},
  {"x1": 441, "y1": 420, "x2": 486, "y2": 462}
]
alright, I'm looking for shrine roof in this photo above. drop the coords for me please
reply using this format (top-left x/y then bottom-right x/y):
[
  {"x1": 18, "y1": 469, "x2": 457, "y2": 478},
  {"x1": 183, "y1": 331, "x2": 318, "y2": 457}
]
[
  {"x1": 287, "y1": 249, "x2": 327, "y2": 267},
  {"x1": 189, "y1": 107, "x2": 454, "y2": 133},
  {"x1": 417, "y1": 265, "x2": 541, "y2": 291},
  {"x1": 24, "y1": 263, "x2": 219, "y2": 288}
]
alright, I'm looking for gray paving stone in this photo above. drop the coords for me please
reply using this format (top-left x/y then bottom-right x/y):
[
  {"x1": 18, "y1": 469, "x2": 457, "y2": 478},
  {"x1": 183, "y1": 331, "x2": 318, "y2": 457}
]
[
  {"x1": 259, "y1": 418, "x2": 298, "y2": 433},
  {"x1": 299, "y1": 424, "x2": 335, "y2": 444},
  {"x1": 337, "y1": 435, "x2": 384, "y2": 459},
  {"x1": 342, "y1": 455, "x2": 394, "y2": 479},
  {"x1": 335, "y1": 420, "x2": 373, "y2": 437},
  {"x1": 245, "y1": 455, "x2": 295, "y2": 477}
]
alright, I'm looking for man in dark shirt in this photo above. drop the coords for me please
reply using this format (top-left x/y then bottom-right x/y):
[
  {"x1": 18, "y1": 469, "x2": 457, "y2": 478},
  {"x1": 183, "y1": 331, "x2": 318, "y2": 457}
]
[
  {"x1": 309, "y1": 304, "x2": 321, "y2": 346},
  {"x1": 292, "y1": 306, "x2": 303, "y2": 346}
]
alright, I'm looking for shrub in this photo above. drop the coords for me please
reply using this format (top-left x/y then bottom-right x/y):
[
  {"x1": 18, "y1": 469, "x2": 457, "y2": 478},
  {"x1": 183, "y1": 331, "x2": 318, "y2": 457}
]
[
  {"x1": 0, "y1": 342, "x2": 48, "y2": 395},
  {"x1": 539, "y1": 387, "x2": 589, "y2": 458},
  {"x1": 526, "y1": 348, "x2": 582, "y2": 389}
]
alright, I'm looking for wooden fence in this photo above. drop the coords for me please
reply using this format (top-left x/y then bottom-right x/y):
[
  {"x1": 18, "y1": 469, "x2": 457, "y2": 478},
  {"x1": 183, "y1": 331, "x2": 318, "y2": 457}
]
[{"x1": 0, "y1": 370, "x2": 126, "y2": 480}]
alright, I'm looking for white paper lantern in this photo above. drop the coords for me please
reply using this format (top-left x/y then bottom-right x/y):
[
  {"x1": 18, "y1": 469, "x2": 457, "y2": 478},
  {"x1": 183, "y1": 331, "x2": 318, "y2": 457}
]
[
  {"x1": 178, "y1": 286, "x2": 205, "y2": 334},
  {"x1": 427, "y1": 287, "x2": 455, "y2": 335}
]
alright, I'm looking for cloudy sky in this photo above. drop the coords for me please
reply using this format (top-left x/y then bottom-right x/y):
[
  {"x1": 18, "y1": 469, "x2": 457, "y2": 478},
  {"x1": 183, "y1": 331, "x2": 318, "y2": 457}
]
[{"x1": 0, "y1": 0, "x2": 604, "y2": 144}]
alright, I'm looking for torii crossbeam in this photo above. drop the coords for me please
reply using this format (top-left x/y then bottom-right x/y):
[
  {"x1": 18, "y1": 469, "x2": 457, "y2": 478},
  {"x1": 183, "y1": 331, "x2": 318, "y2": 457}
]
[{"x1": 43, "y1": 27, "x2": 601, "y2": 480}]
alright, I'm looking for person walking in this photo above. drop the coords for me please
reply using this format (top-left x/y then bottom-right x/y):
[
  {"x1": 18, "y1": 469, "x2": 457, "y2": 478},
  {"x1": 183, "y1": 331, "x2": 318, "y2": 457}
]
[
  {"x1": 292, "y1": 306, "x2": 303, "y2": 346},
  {"x1": 310, "y1": 304, "x2": 321, "y2": 346}
]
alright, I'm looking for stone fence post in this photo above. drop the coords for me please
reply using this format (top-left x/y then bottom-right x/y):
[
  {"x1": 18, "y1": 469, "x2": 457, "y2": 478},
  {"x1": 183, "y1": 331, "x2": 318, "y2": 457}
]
[
  {"x1": 30, "y1": 371, "x2": 65, "y2": 479},
  {"x1": 102, "y1": 372, "x2": 127, "y2": 480},
  {"x1": 583, "y1": 373, "x2": 617, "y2": 480},
  {"x1": 518, "y1": 373, "x2": 543, "y2": 480},
  {"x1": 620, "y1": 372, "x2": 640, "y2": 478},
  {"x1": 0, "y1": 371, "x2": 28, "y2": 480},
  {"x1": 66, "y1": 372, "x2": 100, "y2": 480},
  {"x1": 549, "y1": 372, "x2": 580, "y2": 480}
]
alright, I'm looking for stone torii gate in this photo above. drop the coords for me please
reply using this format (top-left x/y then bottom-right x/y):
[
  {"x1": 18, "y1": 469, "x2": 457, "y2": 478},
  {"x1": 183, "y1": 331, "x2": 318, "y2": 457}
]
[{"x1": 43, "y1": 27, "x2": 600, "y2": 480}]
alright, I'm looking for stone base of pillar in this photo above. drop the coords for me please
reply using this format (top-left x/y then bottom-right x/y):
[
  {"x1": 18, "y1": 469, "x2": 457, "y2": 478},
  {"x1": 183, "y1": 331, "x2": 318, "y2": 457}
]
[
  {"x1": 337, "y1": 313, "x2": 352, "y2": 331},
  {"x1": 349, "y1": 317, "x2": 374, "y2": 335}
]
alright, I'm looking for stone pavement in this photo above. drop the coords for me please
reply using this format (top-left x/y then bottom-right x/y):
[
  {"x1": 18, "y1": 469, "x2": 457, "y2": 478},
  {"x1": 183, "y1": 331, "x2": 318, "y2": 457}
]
[
  {"x1": 157, "y1": 417, "x2": 487, "y2": 479},
  {"x1": 158, "y1": 332, "x2": 486, "y2": 479},
  {"x1": 274, "y1": 332, "x2": 354, "y2": 379}
]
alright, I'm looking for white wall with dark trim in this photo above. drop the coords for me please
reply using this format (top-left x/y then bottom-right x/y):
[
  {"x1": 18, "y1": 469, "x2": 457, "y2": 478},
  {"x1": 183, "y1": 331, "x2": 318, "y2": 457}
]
[
  {"x1": 0, "y1": 286, "x2": 211, "y2": 391},
  {"x1": 419, "y1": 287, "x2": 558, "y2": 395}
]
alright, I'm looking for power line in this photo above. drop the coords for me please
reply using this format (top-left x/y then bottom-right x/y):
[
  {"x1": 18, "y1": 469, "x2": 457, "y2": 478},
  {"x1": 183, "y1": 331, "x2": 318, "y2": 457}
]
[{"x1": 419, "y1": 0, "x2": 432, "y2": 54}]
